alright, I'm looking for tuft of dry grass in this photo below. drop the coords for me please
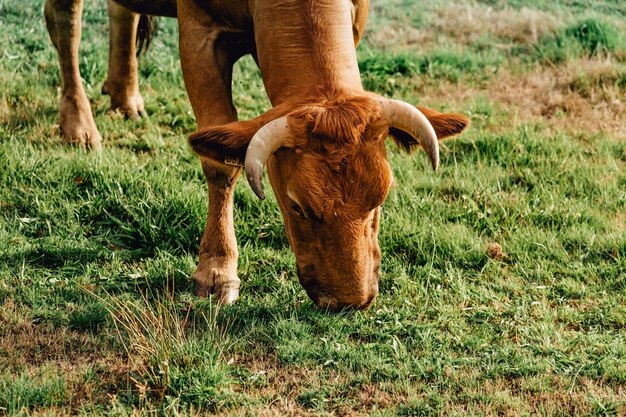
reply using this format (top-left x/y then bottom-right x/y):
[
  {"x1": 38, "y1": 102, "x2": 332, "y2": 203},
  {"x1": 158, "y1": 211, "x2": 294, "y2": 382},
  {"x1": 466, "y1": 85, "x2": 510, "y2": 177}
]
[
  {"x1": 487, "y1": 242, "x2": 505, "y2": 260},
  {"x1": 91, "y1": 285, "x2": 232, "y2": 406},
  {"x1": 0, "y1": 97, "x2": 9, "y2": 126}
]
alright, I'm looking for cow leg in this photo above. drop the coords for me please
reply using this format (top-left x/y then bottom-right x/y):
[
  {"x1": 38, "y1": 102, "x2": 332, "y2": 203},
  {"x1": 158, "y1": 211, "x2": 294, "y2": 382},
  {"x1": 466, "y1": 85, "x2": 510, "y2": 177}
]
[
  {"x1": 178, "y1": 1, "x2": 249, "y2": 303},
  {"x1": 44, "y1": 0, "x2": 102, "y2": 150},
  {"x1": 191, "y1": 160, "x2": 241, "y2": 304},
  {"x1": 102, "y1": 0, "x2": 145, "y2": 119}
]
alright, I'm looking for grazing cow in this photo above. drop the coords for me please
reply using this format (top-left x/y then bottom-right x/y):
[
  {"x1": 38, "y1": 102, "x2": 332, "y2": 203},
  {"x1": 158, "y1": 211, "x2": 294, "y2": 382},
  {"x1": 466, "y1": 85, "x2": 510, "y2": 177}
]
[
  {"x1": 44, "y1": 0, "x2": 176, "y2": 150},
  {"x1": 181, "y1": 0, "x2": 469, "y2": 311}
]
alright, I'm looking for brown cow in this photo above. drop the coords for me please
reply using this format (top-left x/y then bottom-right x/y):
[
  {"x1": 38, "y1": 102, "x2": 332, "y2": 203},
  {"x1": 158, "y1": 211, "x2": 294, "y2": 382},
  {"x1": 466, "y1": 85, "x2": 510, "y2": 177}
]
[
  {"x1": 44, "y1": 0, "x2": 176, "y2": 150},
  {"x1": 180, "y1": 0, "x2": 469, "y2": 310}
]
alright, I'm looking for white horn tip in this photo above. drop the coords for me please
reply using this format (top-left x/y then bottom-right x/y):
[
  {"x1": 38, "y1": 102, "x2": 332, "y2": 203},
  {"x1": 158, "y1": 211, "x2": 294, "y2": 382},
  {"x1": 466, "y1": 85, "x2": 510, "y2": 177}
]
[{"x1": 245, "y1": 163, "x2": 266, "y2": 200}]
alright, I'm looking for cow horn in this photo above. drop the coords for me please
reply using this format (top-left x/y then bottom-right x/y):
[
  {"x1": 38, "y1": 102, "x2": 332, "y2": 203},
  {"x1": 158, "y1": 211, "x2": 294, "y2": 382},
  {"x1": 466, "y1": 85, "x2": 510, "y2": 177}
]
[
  {"x1": 244, "y1": 116, "x2": 291, "y2": 200},
  {"x1": 380, "y1": 99, "x2": 439, "y2": 170}
]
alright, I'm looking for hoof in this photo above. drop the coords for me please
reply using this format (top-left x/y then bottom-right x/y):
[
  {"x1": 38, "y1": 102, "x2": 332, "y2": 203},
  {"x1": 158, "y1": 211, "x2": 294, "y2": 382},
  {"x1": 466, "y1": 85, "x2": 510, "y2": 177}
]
[
  {"x1": 62, "y1": 129, "x2": 103, "y2": 152},
  {"x1": 109, "y1": 92, "x2": 146, "y2": 121},
  {"x1": 60, "y1": 123, "x2": 103, "y2": 151},
  {"x1": 59, "y1": 95, "x2": 103, "y2": 151},
  {"x1": 193, "y1": 266, "x2": 240, "y2": 305}
]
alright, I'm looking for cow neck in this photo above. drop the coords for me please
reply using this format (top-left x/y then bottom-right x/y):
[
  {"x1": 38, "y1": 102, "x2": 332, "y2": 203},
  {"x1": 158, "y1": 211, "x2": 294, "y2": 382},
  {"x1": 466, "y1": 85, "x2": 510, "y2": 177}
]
[{"x1": 253, "y1": 0, "x2": 363, "y2": 106}]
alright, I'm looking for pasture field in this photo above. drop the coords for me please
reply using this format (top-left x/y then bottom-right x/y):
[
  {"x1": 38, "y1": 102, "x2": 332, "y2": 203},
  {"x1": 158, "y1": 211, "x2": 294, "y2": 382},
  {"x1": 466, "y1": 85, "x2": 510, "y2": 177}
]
[{"x1": 1, "y1": 0, "x2": 625, "y2": 415}]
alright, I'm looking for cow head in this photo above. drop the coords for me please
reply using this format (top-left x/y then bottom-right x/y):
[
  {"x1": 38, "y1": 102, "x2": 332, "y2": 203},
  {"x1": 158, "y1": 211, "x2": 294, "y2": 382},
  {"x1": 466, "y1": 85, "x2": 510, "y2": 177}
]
[{"x1": 189, "y1": 92, "x2": 469, "y2": 311}]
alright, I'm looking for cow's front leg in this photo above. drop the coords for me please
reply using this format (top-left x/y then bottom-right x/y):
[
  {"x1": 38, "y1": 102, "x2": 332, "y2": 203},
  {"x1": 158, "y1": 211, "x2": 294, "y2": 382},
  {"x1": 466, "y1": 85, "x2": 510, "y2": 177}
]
[
  {"x1": 102, "y1": 0, "x2": 145, "y2": 119},
  {"x1": 178, "y1": 0, "x2": 250, "y2": 303},
  {"x1": 193, "y1": 161, "x2": 241, "y2": 303},
  {"x1": 45, "y1": 0, "x2": 102, "y2": 150}
]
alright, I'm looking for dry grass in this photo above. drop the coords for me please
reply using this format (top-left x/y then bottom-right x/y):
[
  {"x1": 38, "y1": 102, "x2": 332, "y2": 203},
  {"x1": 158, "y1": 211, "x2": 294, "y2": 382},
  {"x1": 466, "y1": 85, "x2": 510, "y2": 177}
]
[
  {"x1": 0, "y1": 301, "x2": 130, "y2": 412},
  {"x1": 208, "y1": 358, "x2": 626, "y2": 416},
  {"x1": 487, "y1": 242, "x2": 505, "y2": 260},
  {"x1": 0, "y1": 301, "x2": 122, "y2": 372},
  {"x1": 446, "y1": 376, "x2": 626, "y2": 416},
  {"x1": 365, "y1": 4, "x2": 559, "y2": 51},
  {"x1": 434, "y1": 6, "x2": 559, "y2": 45},
  {"x1": 365, "y1": 25, "x2": 434, "y2": 52},
  {"x1": 0, "y1": 96, "x2": 9, "y2": 126},
  {"x1": 417, "y1": 57, "x2": 626, "y2": 138},
  {"x1": 491, "y1": 59, "x2": 626, "y2": 137}
]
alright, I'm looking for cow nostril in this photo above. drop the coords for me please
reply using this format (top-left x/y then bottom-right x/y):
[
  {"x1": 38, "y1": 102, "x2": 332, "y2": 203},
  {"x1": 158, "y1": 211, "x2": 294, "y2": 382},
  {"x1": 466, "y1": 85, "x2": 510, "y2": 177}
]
[{"x1": 298, "y1": 273, "x2": 322, "y2": 306}]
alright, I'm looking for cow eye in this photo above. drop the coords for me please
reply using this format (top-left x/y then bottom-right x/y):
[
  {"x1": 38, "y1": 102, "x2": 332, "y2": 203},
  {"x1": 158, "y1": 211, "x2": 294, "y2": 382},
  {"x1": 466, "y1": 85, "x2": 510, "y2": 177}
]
[
  {"x1": 290, "y1": 201, "x2": 305, "y2": 217},
  {"x1": 289, "y1": 199, "x2": 323, "y2": 223}
]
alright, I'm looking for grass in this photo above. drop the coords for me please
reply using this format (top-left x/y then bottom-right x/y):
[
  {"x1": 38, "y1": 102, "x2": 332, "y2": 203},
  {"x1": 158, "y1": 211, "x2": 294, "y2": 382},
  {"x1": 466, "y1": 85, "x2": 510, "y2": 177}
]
[
  {"x1": 1, "y1": 0, "x2": 625, "y2": 415},
  {"x1": 97, "y1": 285, "x2": 234, "y2": 411},
  {"x1": 526, "y1": 18, "x2": 623, "y2": 64}
]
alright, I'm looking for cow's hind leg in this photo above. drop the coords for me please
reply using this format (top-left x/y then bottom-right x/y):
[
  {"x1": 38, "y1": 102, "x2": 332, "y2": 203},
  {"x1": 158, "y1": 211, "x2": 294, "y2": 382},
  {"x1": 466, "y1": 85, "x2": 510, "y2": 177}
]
[
  {"x1": 45, "y1": 0, "x2": 102, "y2": 150},
  {"x1": 102, "y1": 0, "x2": 145, "y2": 119},
  {"x1": 178, "y1": 1, "x2": 252, "y2": 303}
]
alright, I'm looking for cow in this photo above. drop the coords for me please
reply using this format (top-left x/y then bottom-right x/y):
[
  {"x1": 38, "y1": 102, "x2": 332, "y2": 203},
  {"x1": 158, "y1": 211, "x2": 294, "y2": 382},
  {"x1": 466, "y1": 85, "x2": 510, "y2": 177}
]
[
  {"x1": 47, "y1": 0, "x2": 469, "y2": 311},
  {"x1": 180, "y1": 0, "x2": 469, "y2": 311},
  {"x1": 44, "y1": 0, "x2": 176, "y2": 150}
]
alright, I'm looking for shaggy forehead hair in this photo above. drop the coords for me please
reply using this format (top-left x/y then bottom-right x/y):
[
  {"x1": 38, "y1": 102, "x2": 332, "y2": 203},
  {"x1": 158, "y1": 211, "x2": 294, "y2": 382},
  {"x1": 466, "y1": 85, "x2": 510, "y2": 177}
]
[{"x1": 286, "y1": 94, "x2": 392, "y2": 221}]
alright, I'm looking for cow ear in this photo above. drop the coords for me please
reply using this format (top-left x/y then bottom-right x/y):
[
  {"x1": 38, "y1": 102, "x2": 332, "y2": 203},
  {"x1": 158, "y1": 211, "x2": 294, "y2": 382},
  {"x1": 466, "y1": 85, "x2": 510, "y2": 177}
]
[
  {"x1": 188, "y1": 122, "x2": 254, "y2": 165},
  {"x1": 189, "y1": 104, "x2": 296, "y2": 164},
  {"x1": 388, "y1": 106, "x2": 470, "y2": 153},
  {"x1": 417, "y1": 106, "x2": 470, "y2": 139}
]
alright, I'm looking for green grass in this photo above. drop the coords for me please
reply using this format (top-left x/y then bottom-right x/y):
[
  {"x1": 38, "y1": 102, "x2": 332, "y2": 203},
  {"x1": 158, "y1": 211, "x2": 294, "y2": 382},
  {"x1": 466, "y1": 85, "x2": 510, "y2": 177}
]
[
  {"x1": 525, "y1": 18, "x2": 624, "y2": 64},
  {"x1": 1, "y1": 0, "x2": 625, "y2": 415}
]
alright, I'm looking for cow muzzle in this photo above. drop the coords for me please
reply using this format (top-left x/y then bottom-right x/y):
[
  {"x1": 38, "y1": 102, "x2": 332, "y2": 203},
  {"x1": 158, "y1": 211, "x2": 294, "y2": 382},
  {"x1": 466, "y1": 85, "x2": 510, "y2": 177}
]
[{"x1": 297, "y1": 265, "x2": 379, "y2": 312}]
